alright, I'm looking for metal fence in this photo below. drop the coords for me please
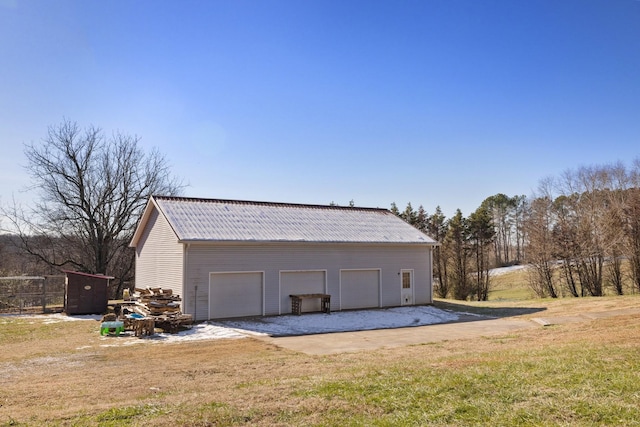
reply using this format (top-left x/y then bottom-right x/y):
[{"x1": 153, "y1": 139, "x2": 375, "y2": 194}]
[{"x1": 0, "y1": 276, "x2": 65, "y2": 314}]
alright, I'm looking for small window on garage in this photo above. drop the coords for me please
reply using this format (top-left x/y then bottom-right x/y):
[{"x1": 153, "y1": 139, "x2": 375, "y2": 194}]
[{"x1": 402, "y1": 271, "x2": 412, "y2": 289}]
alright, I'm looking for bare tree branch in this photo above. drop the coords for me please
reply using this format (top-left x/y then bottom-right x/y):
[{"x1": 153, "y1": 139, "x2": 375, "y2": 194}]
[{"x1": 1, "y1": 119, "x2": 184, "y2": 297}]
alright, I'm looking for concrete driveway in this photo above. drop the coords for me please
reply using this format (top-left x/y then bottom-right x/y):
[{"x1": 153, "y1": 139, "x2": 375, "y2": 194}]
[
  {"x1": 259, "y1": 307, "x2": 640, "y2": 355},
  {"x1": 259, "y1": 316, "x2": 535, "y2": 355}
]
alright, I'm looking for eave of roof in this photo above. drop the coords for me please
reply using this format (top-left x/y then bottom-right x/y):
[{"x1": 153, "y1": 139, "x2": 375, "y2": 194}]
[{"x1": 62, "y1": 270, "x2": 115, "y2": 280}]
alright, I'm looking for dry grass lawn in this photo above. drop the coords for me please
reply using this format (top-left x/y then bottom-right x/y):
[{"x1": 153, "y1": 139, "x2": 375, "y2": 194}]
[{"x1": 2, "y1": 294, "x2": 640, "y2": 426}]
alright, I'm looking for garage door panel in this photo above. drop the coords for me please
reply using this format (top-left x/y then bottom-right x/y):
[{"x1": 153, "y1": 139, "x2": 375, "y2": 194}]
[
  {"x1": 341, "y1": 270, "x2": 380, "y2": 310},
  {"x1": 210, "y1": 272, "x2": 263, "y2": 319},
  {"x1": 280, "y1": 271, "x2": 326, "y2": 314}
]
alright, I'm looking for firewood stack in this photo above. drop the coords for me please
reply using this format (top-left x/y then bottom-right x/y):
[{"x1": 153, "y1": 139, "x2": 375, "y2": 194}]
[
  {"x1": 133, "y1": 287, "x2": 193, "y2": 333},
  {"x1": 137, "y1": 288, "x2": 181, "y2": 315}
]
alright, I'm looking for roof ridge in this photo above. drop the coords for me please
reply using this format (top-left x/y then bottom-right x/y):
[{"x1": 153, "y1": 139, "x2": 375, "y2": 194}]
[{"x1": 152, "y1": 195, "x2": 390, "y2": 212}]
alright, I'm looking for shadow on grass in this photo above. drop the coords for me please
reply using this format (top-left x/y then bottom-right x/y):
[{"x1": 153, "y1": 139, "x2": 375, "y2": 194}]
[{"x1": 433, "y1": 299, "x2": 546, "y2": 319}]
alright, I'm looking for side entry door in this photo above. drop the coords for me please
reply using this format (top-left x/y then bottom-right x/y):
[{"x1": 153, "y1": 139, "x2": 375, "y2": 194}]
[{"x1": 400, "y1": 269, "x2": 414, "y2": 305}]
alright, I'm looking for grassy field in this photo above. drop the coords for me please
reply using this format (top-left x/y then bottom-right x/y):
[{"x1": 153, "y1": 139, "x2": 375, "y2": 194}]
[
  {"x1": 2, "y1": 270, "x2": 640, "y2": 426},
  {"x1": 489, "y1": 267, "x2": 534, "y2": 301}
]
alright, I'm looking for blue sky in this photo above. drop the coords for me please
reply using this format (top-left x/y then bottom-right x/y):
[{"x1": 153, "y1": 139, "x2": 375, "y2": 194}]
[{"x1": 1, "y1": 0, "x2": 639, "y2": 218}]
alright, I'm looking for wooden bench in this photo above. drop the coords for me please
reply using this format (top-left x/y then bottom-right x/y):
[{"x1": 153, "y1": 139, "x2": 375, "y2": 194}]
[{"x1": 289, "y1": 293, "x2": 331, "y2": 315}]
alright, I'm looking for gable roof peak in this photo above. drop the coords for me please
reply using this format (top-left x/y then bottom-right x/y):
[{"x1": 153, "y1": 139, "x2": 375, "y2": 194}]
[{"x1": 151, "y1": 195, "x2": 388, "y2": 213}]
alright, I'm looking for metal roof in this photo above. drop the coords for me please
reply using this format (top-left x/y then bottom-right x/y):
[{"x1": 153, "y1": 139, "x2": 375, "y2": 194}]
[
  {"x1": 142, "y1": 196, "x2": 437, "y2": 245},
  {"x1": 62, "y1": 271, "x2": 115, "y2": 280}
]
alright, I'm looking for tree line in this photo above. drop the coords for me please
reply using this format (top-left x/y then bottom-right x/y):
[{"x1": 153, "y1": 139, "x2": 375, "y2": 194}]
[
  {"x1": 2, "y1": 120, "x2": 639, "y2": 302},
  {"x1": 525, "y1": 162, "x2": 640, "y2": 299},
  {"x1": 390, "y1": 194, "x2": 524, "y2": 301},
  {"x1": 392, "y1": 161, "x2": 640, "y2": 300}
]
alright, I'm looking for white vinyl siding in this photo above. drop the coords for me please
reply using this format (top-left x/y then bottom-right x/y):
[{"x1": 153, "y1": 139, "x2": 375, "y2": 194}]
[
  {"x1": 134, "y1": 208, "x2": 183, "y2": 297},
  {"x1": 210, "y1": 272, "x2": 263, "y2": 319},
  {"x1": 340, "y1": 269, "x2": 381, "y2": 310},
  {"x1": 280, "y1": 271, "x2": 326, "y2": 314}
]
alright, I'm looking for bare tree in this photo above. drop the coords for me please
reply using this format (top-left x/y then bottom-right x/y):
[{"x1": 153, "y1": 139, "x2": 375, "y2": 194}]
[
  {"x1": 513, "y1": 194, "x2": 527, "y2": 263},
  {"x1": 524, "y1": 184, "x2": 559, "y2": 298},
  {"x1": 624, "y1": 160, "x2": 640, "y2": 292},
  {"x1": 626, "y1": 189, "x2": 640, "y2": 292},
  {"x1": 599, "y1": 162, "x2": 628, "y2": 295},
  {"x1": 551, "y1": 193, "x2": 582, "y2": 297},
  {"x1": 2, "y1": 120, "x2": 183, "y2": 297}
]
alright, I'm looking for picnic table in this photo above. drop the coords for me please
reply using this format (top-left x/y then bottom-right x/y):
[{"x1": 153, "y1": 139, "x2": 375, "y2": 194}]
[{"x1": 289, "y1": 293, "x2": 331, "y2": 315}]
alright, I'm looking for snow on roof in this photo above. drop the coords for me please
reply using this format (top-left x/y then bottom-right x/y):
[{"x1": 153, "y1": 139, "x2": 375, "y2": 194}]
[{"x1": 143, "y1": 196, "x2": 436, "y2": 245}]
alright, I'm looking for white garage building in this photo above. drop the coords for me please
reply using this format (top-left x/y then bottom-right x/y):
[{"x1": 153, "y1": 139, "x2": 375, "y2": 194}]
[{"x1": 130, "y1": 196, "x2": 437, "y2": 320}]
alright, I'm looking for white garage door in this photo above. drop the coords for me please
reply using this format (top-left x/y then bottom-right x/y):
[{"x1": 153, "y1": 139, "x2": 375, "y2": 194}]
[
  {"x1": 280, "y1": 271, "x2": 326, "y2": 314},
  {"x1": 210, "y1": 272, "x2": 263, "y2": 319},
  {"x1": 340, "y1": 269, "x2": 380, "y2": 310}
]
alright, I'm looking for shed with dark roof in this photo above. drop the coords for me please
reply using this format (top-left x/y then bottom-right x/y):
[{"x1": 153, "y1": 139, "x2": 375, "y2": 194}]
[{"x1": 130, "y1": 196, "x2": 438, "y2": 320}]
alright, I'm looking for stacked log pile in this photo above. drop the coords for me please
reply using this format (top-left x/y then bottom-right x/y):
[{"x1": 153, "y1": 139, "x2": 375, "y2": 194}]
[
  {"x1": 133, "y1": 288, "x2": 193, "y2": 333},
  {"x1": 138, "y1": 288, "x2": 181, "y2": 315}
]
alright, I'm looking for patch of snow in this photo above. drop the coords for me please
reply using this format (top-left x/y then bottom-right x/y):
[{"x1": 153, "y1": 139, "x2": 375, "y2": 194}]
[
  {"x1": 0, "y1": 313, "x2": 103, "y2": 323},
  {"x1": 212, "y1": 305, "x2": 460, "y2": 337},
  {"x1": 489, "y1": 265, "x2": 528, "y2": 276},
  {"x1": 6, "y1": 306, "x2": 461, "y2": 343},
  {"x1": 42, "y1": 314, "x2": 103, "y2": 323},
  {"x1": 97, "y1": 322, "x2": 261, "y2": 345},
  {"x1": 151, "y1": 323, "x2": 250, "y2": 343}
]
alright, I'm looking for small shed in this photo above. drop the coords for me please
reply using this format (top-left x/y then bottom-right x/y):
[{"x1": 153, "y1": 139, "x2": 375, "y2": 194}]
[{"x1": 64, "y1": 271, "x2": 113, "y2": 315}]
